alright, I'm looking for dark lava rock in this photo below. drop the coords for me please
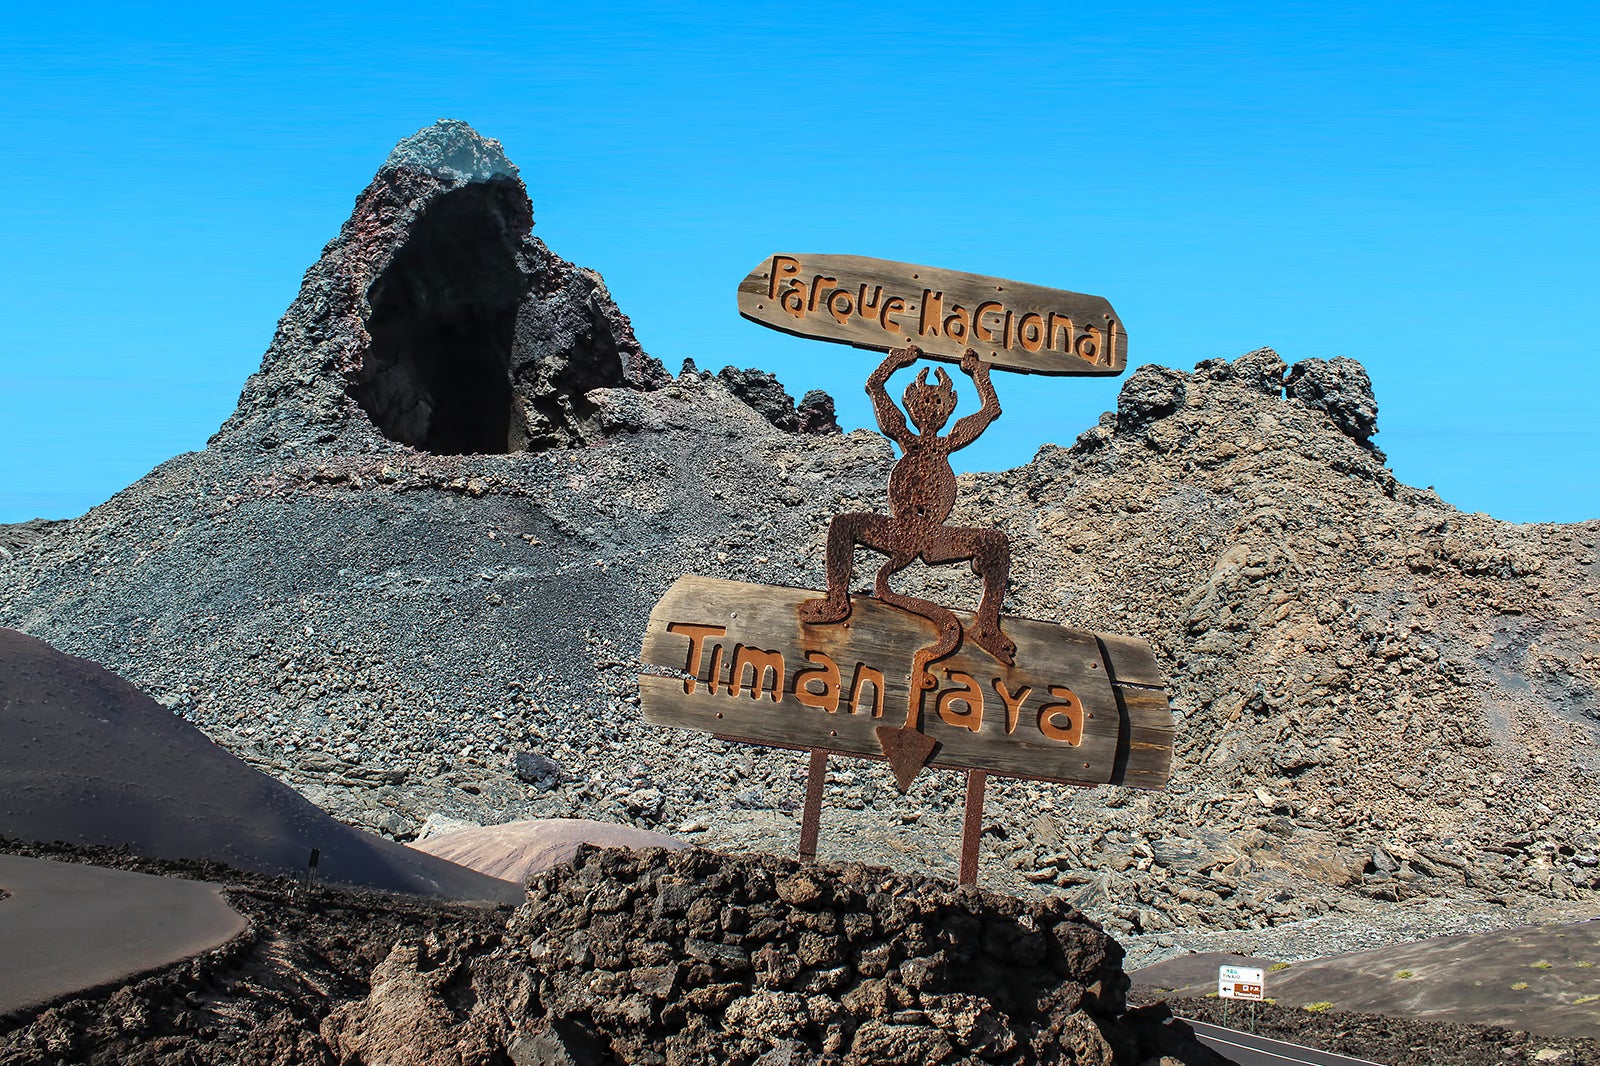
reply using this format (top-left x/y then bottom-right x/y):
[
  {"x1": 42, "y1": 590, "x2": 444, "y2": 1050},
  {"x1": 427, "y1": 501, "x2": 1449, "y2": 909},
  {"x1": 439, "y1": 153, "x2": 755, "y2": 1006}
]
[
  {"x1": 797, "y1": 388, "x2": 842, "y2": 435},
  {"x1": 513, "y1": 750, "x2": 563, "y2": 790},
  {"x1": 1178, "y1": 347, "x2": 1287, "y2": 398},
  {"x1": 711, "y1": 369, "x2": 839, "y2": 436},
  {"x1": 1115, "y1": 365, "x2": 1188, "y2": 436},
  {"x1": 717, "y1": 367, "x2": 801, "y2": 432},
  {"x1": 508, "y1": 845, "x2": 1226, "y2": 1065},
  {"x1": 214, "y1": 118, "x2": 669, "y2": 458},
  {"x1": 1230, "y1": 346, "x2": 1288, "y2": 395},
  {"x1": 1284, "y1": 355, "x2": 1380, "y2": 448}
]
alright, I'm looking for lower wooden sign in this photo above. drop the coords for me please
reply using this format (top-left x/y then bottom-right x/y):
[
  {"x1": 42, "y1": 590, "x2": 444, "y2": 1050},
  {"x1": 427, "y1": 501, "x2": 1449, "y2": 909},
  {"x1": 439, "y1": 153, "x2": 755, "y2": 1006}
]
[{"x1": 638, "y1": 576, "x2": 1173, "y2": 789}]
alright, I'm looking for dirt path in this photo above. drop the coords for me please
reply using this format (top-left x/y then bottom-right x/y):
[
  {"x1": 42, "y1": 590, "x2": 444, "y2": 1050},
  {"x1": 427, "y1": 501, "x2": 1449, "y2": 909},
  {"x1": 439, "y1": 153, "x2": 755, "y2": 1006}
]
[{"x1": 0, "y1": 855, "x2": 246, "y2": 1017}]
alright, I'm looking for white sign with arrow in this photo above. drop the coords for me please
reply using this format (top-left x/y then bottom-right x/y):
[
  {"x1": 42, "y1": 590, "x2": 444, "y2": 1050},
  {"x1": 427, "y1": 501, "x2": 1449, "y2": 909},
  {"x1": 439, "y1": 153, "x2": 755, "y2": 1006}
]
[{"x1": 1218, "y1": 964, "x2": 1266, "y2": 1001}]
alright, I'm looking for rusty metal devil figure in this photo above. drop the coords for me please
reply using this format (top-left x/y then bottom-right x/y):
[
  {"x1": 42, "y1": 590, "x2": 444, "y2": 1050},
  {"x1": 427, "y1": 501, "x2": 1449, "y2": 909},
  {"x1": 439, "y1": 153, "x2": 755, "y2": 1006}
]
[{"x1": 799, "y1": 344, "x2": 1015, "y2": 786}]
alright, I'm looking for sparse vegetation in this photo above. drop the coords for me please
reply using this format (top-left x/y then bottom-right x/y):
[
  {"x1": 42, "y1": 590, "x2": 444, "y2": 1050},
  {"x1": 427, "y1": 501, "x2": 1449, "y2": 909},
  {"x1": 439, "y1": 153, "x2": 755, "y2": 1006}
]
[
  {"x1": 1532, "y1": 960, "x2": 1554, "y2": 970},
  {"x1": 1395, "y1": 970, "x2": 1414, "y2": 979},
  {"x1": 1304, "y1": 1002, "x2": 1335, "y2": 1012},
  {"x1": 1574, "y1": 994, "x2": 1600, "y2": 1006},
  {"x1": 1512, "y1": 982, "x2": 1530, "y2": 991},
  {"x1": 1269, "y1": 961, "x2": 1291, "y2": 972}
]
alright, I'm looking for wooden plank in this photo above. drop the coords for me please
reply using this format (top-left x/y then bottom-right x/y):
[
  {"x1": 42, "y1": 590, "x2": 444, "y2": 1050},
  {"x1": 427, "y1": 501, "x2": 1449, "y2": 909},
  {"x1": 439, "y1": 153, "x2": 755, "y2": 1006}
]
[
  {"x1": 737, "y1": 254, "x2": 1127, "y2": 376},
  {"x1": 1099, "y1": 632, "x2": 1167, "y2": 689},
  {"x1": 639, "y1": 575, "x2": 1171, "y2": 789},
  {"x1": 1118, "y1": 685, "x2": 1177, "y2": 737},
  {"x1": 1112, "y1": 686, "x2": 1174, "y2": 788}
]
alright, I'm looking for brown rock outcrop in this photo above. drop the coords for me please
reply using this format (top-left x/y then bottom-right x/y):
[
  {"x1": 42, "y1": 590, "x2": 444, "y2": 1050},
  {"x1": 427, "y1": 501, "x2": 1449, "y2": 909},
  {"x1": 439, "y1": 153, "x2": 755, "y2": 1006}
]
[{"x1": 321, "y1": 932, "x2": 533, "y2": 1066}]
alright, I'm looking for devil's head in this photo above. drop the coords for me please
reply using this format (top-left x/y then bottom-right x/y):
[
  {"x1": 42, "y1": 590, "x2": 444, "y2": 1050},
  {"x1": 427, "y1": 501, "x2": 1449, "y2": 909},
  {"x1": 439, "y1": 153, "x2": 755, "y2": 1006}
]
[{"x1": 903, "y1": 367, "x2": 959, "y2": 433}]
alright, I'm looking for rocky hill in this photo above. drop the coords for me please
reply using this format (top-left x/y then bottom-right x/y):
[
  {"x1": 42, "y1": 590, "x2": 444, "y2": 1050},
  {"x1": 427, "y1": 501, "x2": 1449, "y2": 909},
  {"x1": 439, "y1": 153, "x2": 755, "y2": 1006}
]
[{"x1": 2, "y1": 121, "x2": 1596, "y2": 967}]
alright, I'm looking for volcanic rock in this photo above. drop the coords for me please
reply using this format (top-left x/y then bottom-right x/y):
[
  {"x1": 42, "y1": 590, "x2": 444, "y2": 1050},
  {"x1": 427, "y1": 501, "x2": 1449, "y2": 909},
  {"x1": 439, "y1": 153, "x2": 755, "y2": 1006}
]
[
  {"x1": 1114, "y1": 365, "x2": 1187, "y2": 437},
  {"x1": 513, "y1": 749, "x2": 563, "y2": 789},
  {"x1": 717, "y1": 367, "x2": 802, "y2": 432},
  {"x1": 320, "y1": 933, "x2": 534, "y2": 1066},
  {"x1": 797, "y1": 389, "x2": 843, "y2": 435},
  {"x1": 714, "y1": 367, "x2": 841, "y2": 437},
  {"x1": 1284, "y1": 355, "x2": 1380, "y2": 449},
  {"x1": 503, "y1": 845, "x2": 1224, "y2": 1064},
  {"x1": 214, "y1": 118, "x2": 670, "y2": 458}
]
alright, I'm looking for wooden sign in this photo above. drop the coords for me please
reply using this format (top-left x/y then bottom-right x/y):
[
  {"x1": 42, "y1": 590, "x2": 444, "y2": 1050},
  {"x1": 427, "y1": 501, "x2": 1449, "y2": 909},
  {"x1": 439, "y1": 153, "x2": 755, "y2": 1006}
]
[
  {"x1": 736, "y1": 254, "x2": 1128, "y2": 376},
  {"x1": 639, "y1": 576, "x2": 1172, "y2": 790}
]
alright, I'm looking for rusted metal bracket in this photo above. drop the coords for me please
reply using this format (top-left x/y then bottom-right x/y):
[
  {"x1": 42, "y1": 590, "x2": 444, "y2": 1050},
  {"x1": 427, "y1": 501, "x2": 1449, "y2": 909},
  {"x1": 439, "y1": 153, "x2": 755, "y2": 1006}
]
[
  {"x1": 959, "y1": 770, "x2": 988, "y2": 886},
  {"x1": 797, "y1": 756, "x2": 989, "y2": 887},
  {"x1": 797, "y1": 749, "x2": 827, "y2": 861}
]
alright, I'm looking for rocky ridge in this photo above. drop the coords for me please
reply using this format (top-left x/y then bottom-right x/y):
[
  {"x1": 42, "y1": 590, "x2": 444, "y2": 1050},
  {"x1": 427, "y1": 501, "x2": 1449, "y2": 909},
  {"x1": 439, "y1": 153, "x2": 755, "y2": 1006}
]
[{"x1": 1, "y1": 122, "x2": 1597, "y2": 968}]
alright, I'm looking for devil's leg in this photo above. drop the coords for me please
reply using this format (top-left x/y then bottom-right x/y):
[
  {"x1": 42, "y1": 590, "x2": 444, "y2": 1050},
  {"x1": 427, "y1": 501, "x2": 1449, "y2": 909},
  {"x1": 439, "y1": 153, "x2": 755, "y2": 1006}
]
[
  {"x1": 923, "y1": 526, "x2": 1017, "y2": 666},
  {"x1": 872, "y1": 548, "x2": 962, "y2": 710},
  {"x1": 798, "y1": 513, "x2": 887, "y2": 624},
  {"x1": 968, "y1": 529, "x2": 1016, "y2": 665}
]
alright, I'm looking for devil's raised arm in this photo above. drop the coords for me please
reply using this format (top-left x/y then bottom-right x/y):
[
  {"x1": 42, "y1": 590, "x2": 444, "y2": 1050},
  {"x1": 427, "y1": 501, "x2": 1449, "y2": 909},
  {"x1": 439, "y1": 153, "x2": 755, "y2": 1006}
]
[
  {"x1": 867, "y1": 346, "x2": 918, "y2": 446},
  {"x1": 945, "y1": 350, "x2": 1002, "y2": 451}
]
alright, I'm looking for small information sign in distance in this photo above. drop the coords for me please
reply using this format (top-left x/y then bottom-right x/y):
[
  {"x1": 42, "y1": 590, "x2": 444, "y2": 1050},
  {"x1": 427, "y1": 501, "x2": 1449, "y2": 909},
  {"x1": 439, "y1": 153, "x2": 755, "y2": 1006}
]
[
  {"x1": 737, "y1": 254, "x2": 1127, "y2": 376},
  {"x1": 1218, "y1": 965, "x2": 1266, "y2": 1001}
]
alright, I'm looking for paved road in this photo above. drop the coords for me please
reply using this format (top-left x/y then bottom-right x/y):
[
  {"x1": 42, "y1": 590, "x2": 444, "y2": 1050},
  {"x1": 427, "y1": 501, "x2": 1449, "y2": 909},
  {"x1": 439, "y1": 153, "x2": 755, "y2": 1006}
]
[
  {"x1": 1188, "y1": 1019, "x2": 1387, "y2": 1066},
  {"x1": 0, "y1": 855, "x2": 247, "y2": 1016}
]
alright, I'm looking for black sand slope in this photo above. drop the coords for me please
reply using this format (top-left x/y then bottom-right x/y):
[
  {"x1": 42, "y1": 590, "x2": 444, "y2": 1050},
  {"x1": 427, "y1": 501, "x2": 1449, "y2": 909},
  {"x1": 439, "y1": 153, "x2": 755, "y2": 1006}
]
[{"x1": 0, "y1": 628, "x2": 520, "y2": 903}]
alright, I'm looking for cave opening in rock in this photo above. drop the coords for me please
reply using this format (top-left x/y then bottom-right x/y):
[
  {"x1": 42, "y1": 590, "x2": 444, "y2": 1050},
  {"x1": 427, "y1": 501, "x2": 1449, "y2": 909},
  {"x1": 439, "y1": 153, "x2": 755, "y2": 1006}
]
[{"x1": 353, "y1": 180, "x2": 532, "y2": 454}]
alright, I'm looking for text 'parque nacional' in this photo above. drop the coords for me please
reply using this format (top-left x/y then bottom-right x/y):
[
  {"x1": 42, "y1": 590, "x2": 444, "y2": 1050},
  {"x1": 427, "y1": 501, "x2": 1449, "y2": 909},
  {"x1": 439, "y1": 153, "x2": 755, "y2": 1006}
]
[{"x1": 736, "y1": 253, "x2": 1128, "y2": 375}]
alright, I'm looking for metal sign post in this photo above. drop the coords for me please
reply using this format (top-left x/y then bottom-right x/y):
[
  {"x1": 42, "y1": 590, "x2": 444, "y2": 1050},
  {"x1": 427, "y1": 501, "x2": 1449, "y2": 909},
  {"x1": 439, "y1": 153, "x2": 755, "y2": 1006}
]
[
  {"x1": 1218, "y1": 964, "x2": 1266, "y2": 1033},
  {"x1": 640, "y1": 255, "x2": 1174, "y2": 885}
]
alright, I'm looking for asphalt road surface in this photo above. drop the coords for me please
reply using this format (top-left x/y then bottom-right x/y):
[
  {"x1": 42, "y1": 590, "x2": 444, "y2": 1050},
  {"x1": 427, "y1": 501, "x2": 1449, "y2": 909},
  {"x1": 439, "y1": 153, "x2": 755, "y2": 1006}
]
[
  {"x1": 1188, "y1": 1019, "x2": 1387, "y2": 1066},
  {"x1": 0, "y1": 855, "x2": 247, "y2": 1016}
]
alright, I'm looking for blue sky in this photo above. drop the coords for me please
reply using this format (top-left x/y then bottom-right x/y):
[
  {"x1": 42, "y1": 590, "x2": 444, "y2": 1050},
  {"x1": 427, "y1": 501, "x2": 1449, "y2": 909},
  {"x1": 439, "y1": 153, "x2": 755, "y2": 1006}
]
[{"x1": 2, "y1": 2, "x2": 1595, "y2": 524}]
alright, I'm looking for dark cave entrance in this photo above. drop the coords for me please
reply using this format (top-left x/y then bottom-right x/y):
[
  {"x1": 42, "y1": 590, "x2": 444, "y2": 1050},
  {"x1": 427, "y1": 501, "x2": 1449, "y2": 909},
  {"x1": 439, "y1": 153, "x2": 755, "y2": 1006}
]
[{"x1": 352, "y1": 180, "x2": 531, "y2": 454}]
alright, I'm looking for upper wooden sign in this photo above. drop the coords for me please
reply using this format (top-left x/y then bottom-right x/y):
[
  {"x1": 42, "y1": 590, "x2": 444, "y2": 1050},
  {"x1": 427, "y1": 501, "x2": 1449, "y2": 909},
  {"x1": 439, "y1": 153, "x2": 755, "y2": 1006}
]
[
  {"x1": 639, "y1": 576, "x2": 1172, "y2": 790},
  {"x1": 737, "y1": 254, "x2": 1128, "y2": 375}
]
